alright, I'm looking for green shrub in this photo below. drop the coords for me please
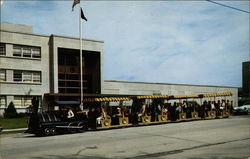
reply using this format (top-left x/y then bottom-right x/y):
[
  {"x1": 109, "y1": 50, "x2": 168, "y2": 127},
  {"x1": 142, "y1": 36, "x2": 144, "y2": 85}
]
[{"x1": 4, "y1": 102, "x2": 18, "y2": 118}]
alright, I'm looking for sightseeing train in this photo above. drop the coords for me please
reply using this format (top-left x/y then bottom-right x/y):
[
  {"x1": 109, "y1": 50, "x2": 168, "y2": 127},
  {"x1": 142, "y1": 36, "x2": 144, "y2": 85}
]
[{"x1": 26, "y1": 92, "x2": 233, "y2": 136}]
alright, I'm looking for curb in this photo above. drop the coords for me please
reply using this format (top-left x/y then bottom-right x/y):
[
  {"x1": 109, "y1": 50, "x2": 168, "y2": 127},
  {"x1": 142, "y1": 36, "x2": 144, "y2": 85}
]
[{"x1": 1, "y1": 128, "x2": 27, "y2": 132}]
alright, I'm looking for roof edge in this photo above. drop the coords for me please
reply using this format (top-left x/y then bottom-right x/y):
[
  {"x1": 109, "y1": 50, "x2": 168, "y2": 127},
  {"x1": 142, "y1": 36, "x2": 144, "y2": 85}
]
[
  {"x1": 104, "y1": 80, "x2": 239, "y2": 88},
  {"x1": 0, "y1": 30, "x2": 104, "y2": 43},
  {"x1": 51, "y1": 34, "x2": 104, "y2": 43}
]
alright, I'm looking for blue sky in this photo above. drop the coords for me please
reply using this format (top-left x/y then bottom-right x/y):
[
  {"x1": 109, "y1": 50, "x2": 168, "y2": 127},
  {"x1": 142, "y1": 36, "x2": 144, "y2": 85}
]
[{"x1": 1, "y1": 1, "x2": 249, "y2": 87}]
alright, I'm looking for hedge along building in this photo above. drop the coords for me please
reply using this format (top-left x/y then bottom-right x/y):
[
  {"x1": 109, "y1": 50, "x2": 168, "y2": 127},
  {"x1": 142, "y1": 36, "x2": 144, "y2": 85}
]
[{"x1": 0, "y1": 22, "x2": 238, "y2": 116}]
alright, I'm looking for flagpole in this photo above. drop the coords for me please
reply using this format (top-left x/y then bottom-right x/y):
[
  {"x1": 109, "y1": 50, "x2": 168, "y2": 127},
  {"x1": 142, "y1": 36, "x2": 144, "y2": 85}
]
[{"x1": 79, "y1": 3, "x2": 83, "y2": 110}]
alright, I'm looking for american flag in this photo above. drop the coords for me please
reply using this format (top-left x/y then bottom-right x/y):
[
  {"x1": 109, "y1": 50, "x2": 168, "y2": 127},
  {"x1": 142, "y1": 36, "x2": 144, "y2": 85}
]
[{"x1": 72, "y1": 0, "x2": 80, "y2": 11}]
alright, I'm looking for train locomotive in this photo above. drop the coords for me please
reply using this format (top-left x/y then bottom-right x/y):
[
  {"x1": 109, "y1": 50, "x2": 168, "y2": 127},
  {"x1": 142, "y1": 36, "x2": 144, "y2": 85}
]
[{"x1": 26, "y1": 101, "x2": 88, "y2": 136}]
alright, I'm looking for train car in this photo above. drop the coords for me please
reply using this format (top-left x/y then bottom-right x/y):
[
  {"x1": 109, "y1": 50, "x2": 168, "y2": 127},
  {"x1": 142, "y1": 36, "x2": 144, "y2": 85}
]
[
  {"x1": 83, "y1": 97, "x2": 132, "y2": 129},
  {"x1": 202, "y1": 92, "x2": 232, "y2": 119},
  {"x1": 131, "y1": 95, "x2": 171, "y2": 124}
]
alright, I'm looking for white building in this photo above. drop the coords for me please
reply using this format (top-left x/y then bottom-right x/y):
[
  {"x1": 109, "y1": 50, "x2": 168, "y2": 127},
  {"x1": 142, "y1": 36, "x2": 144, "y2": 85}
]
[{"x1": 0, "y1": 22, "x2": 104, "y2": 115}]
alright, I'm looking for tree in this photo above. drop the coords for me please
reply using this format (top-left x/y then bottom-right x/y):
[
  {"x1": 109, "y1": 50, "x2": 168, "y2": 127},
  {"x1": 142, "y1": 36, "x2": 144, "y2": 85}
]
[{"x1": 4, "y1": 101, "x2": 18, "y2": 118}]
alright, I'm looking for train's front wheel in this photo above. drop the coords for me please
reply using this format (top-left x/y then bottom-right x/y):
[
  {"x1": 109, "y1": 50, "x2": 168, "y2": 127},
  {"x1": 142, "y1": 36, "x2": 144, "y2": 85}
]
[{"x1": 44, "y1": 128, "x2": 51, "y2": 136}]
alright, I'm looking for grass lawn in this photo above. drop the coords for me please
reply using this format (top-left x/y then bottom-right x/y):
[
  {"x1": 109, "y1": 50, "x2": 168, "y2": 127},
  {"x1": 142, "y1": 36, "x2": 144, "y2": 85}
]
[{"x1": 0, "y1": 117, "x2": 29, "y2": 129}]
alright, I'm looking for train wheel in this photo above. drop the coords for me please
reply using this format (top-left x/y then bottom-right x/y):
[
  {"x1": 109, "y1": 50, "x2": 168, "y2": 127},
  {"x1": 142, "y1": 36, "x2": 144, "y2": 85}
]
[
  {"x1": 50, "y1": 128, "x2": 56, "y2": 135},
  {"x1": 44, "y1": 128, "x2": 51, "y2": 136}
]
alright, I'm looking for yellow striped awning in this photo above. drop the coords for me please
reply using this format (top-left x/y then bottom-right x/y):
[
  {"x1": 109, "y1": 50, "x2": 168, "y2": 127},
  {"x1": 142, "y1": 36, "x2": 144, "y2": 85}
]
[
  {"x1": 173, "y1": 94, "x2": 199, "y2": 99},
  {"x1": 203, "y1": 92, "x2": 232, "y2": 97},
  {"x1": 136, "y1": 95, "x2": 169, "y2": 99},
  {"x1": 83, "y1": 97, "x2": 132, "y2": 102},
  {"x1": 83, "y1": 92, "x2": 233, "y2": 102}
]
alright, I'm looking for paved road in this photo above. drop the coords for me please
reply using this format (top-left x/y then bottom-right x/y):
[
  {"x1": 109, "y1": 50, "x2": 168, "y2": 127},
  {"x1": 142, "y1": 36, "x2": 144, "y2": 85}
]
[{"x1": 0, "y1": 115, "x2": 249, "y2": 159}]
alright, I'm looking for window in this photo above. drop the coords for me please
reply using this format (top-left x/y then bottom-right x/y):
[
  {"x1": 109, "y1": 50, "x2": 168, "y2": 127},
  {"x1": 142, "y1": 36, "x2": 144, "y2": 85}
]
[
  {"x1": 0, "y1": 43, "x2": 6, "y2": 55},
  {"x1": 22, "y1": 71, "x2": 32, "y2": 82},
  {"x1": 32, "y1": 72, "x2": 41, "y2": 83},
  {"x1": 32, "y1": 47, "x2": 41, "y2": 58},
  {"x1": 13, "y1": 45, "x2": 22, "y2": 57},
  {"x1": 0, "y1": 96, "x2": 6, "y2": 108},
  {"x1": 13, "y1": 70, "x2": 41, "y2": 83},
  {"x1": 13, "y1": 70, "x2": 22, "y2": 82},
  {"x1": 14, "y1": 96, "x2": 32, "y2": 107},
  {"x1": 14, "y1": 96, "x2": 41, "y2": 108},
  {"x1": 22, "y1": 47, "x2": 31, "y2": 57},
  {"x1": 13, "y1": 45, "x2": 41, "y2": 59},
  {"x1": 14, "y1": 96, "x2": 23, "y2": 107},
  {"x1": 0, "y1": 69, "x2": 6, "y2": 82}
]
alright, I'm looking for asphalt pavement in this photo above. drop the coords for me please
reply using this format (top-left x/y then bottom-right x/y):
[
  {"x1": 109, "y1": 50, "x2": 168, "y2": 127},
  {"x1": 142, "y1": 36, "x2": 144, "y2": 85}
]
[{"x1": 0, "y1": 115, "x2": 249, "y2": 159}]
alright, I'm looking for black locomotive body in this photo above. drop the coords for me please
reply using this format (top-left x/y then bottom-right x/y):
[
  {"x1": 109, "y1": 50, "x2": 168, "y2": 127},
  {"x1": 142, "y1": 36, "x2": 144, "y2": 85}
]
[
  {"x1": 27, "y1": 111, "x2": 88, "y2": 136},
  {"x1": 27, "y1": 101, "x2": 88, "y2": 136}
]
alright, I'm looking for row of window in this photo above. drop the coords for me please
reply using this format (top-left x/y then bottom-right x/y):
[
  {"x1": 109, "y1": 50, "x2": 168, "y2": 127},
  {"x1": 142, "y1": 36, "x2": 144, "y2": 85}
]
[
  {"x1": 0, "y1": 43, "x2": 5, "y2": 55},
  {"x1": 14, "y1": 96, "x2": 38, "y2": 107},
  {"x1": 0, "y1": 69, "x2": 41, "y2": 83},
  {"x1": 0, "y1": 96, "x2": 41, "y2": 108},
  {"x1": 0, "y1": 43, "x2": 41, "y2": 58},
  {"x1": 0, "y1": 70, "x2": 5, "y2": 82},
  {"x1": 0, "y1": 96, "x2": 6, "y2": 108}
]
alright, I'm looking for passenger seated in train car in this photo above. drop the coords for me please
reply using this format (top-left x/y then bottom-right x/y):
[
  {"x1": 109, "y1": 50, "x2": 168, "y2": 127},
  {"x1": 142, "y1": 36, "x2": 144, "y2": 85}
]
[
  {"x1": 186, "y1": 103, "x2": 192, "y2": 118},
  {"x1": 170, "y1": 102, "x2": 177, "y2": 121},
  {"x1": 87, "y1": 107, "x2": 95, "y2": 128},
  {"x1": 229, "y1": 100, "x2": 234, "y2": 114},
  {"x1": 225, "y1": 100, "x2": 229, "y2": 109},
  {"x1": 214, "y1": 101, "x2": 218, "y2": 115},
  {"x1": 130, "y1": 98, "x2": 141, "y2": 124},
  {"x1": 211, "y1": 101, "x2": 216, "y2": 110},
  {"x1": 192, "y1": 102, "x2": 200, "y2": 113},
  {"x1": 96, "y1": 106, "x2": 110, "y2": 126},
  {"x1": 156, "y1": 104, "x2": 162, "y2": 121},
  {"x1": 67, "y1": 108, "x2": 75, "y2": 119},
  {"x1": 175, "y1": 103, "x2": 182, "y2": 119},
  {"x1": 204, "y1": 101, "x2": 209, "y2": 117},
  {"x1": 92, "y1": 107, "x2": 100, "y2": 127},
  {"x1": 208, "y1": 101, "x2": 212, "y2": 111},
  {"x1": 162, "y1": 104, "x2": 168, "y2": 115},
  {"x1": 57, "y1": 106, "x2": 69, "y2": 121},
  {"x1": 121, "y1": 106, "x2": 129, "y2": 117},
  {"x1": 150, "y1": 104, "x2": 158, "y2": 122},
  {"x1": 199, "y1": 102, "x2": 206, "y2": 118},
  {"x1": 96, "y1": 107, "x2": 102, "y2": 126},
  {"x1": 138, "y1": 103, "x2": 146, "y2": 122},
  {"x1": 221, "y1": 100, "x2": 226, "y2": 110},
  {"x1": 215, "y1": 100, "x2": 222, "y2": 116},
  {"x1": 167, "y1": 103, "x2": 172, "y2": 120},
  {"x1": 146, "y1": 104, "x2": 152, "y2": 116},
  {"x1": 81, "y1": 105, "x2": 89, "y2": 119},
  {"x1": 181, "y1": 101, "x2": 188, "y2": 113},
  {"x1": 112, "y1": 107, "x2": 122, "y2": 125},
  {"x1": 158, "y1": 104, "x2": 163, "y2": 112}
]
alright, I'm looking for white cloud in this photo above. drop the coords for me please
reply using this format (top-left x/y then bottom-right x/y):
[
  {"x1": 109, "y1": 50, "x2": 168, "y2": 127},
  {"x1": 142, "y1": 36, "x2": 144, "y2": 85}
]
[{"x1": 1, "y1": 1, "x2": 249, "y2": 87}]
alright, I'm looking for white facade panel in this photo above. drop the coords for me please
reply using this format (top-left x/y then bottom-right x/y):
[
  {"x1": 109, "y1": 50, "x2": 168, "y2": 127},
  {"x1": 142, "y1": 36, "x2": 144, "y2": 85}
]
[{"x1": 103, "y1": 80, "x2": 238, "y2": 107}]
